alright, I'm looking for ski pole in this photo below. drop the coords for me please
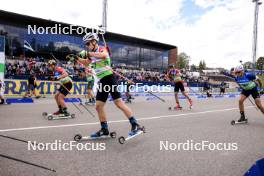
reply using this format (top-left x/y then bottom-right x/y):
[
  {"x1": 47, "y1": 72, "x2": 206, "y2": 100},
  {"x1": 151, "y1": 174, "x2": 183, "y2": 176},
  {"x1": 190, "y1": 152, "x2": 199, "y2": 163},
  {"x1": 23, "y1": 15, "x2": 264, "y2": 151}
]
[
  {"x1": 56, "y1": 81, "x2": 97, "y2": 116},
  {"x1": 0, "y1": 134, "x2": 30, "y2": 144},
  {"x1": 99, "y1": 32, "x2": 165, "y2": 103},
  {"x1": 0, "y1": 154, "x2": 56, "y2": 172},
  {"x1": 105, "y1": 65, "x2": 166, "y2": 102},
  {"x1": 228, "y1": 75, "x2": 259, "y2": 111}
]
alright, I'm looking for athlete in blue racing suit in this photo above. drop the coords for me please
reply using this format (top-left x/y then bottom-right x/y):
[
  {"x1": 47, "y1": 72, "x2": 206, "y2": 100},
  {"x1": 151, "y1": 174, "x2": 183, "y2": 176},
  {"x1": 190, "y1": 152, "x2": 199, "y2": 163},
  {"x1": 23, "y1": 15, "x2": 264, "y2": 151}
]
[{"x1": 232, "y1": 65, "x2": 264, "y2": 122}]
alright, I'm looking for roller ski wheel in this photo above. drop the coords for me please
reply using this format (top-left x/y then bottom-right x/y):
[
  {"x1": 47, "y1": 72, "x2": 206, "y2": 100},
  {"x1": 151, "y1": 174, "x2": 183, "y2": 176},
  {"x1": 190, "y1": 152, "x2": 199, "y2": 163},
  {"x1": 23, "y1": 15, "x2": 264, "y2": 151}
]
[
  {"x1": 110, "y1": 132, "x2": 117, "y2": 138},
  {"x1": 118, "y1": 136, "x2": 125, "y2": 144},
  {"x1": 42, "y1": 112, "x2": 48, "y2": 117},
  {"x1": 118, "y1": 126, "x2": 145, "y2": 145},
  {"x1": 74, "y1": 134, "x2": 82, "y2": 142},
  {"x1": 168, "y1": 106, "x2": 182, "y2": 111},
  {"x1": 71, "y1": 114, "x2": 76, "y2": 119},
  {"x1": 231, "y1": 119, "x2": 248, "y2": 125},
  {"x1": 74, "y1": 131, "x2": 117, "y2": 141},
  {"x1": 47, "y1": 115, "x2": 53, "y2": 120},
  {"x1": 141, "y1": 126, "x2": 146, "y2": 133}
]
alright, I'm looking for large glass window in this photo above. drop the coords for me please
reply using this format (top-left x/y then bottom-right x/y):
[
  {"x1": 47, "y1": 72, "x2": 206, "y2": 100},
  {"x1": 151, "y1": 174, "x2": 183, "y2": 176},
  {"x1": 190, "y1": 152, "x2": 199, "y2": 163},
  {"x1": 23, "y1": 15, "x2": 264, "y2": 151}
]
[
  {"x1": 108, "y1": 41, "x2": 169, "y2": 70},
  {"x1": 0, "y1": 24, "x2": 169, "y2": 70}
]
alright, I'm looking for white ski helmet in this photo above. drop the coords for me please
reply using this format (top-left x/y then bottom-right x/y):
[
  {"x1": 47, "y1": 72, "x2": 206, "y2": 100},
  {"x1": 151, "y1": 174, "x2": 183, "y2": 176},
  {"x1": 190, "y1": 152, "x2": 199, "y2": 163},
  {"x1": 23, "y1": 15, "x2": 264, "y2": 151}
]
[
  {"x1": 83, "y1": 32, "x2": 99, "y2": 43},
  {"x1": 235, "y1": 65, "x2": 244, "y2": 72}
]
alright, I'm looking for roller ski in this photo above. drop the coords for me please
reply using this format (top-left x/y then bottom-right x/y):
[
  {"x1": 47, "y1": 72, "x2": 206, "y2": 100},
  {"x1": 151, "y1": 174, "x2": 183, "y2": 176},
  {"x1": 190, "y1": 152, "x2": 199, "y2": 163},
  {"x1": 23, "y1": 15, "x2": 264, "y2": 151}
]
[
  {"x1": 231, "y1": 114, "x2": 248, "y2": 125},
  {"x1": 84, "y1": 101, "x2": 95, "y2": 106},
  {"x1": 118, "y1": 124, "x2": 146, "y2": 144},
  {"x1": 125, "y1": 98, "x2": 132, "y2": 104},
  {"x1": 74, "y1": 128, "x2": 116, "y2": 142},
  {"x1": 42, "y1": 109, "x2": 75, "y2": 120},
  {"x1": 0, "y1": 95, "x2": 10, "y2": 105},
  {"x1": 0, "y1": 102, "x2": 11, "y2": 105},
  {"x1": 84, "y1": 97, "x2": 95, "y2": 106},
  {"x1": 168, "y1": 105, "x2": 183, "y2": 110},
  {"x1": 0, "y1": 100, "x2": 11, "y2": 105}
]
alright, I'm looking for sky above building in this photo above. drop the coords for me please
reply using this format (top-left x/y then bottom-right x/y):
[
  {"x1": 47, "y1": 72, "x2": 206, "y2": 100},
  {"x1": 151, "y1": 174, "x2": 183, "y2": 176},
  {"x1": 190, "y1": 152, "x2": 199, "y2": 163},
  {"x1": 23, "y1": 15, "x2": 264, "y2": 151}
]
[{"x1": 1, "y1": 0, "x2": 263, "y2": 69}]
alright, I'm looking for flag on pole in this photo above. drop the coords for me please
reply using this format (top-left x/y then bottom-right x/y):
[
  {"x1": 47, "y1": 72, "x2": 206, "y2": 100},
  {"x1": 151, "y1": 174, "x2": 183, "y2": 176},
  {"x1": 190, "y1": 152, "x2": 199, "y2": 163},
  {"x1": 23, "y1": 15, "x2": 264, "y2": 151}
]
[{"x1": 24, "y1": 40, "x2": 34, "y2": 52}]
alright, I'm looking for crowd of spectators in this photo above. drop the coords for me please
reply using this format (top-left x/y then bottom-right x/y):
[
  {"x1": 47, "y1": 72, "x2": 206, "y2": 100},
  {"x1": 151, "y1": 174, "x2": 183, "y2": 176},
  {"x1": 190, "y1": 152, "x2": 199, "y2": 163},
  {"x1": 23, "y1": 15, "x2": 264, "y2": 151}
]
[
  {"x1": 4, "y1": 56, "x2": 207, "y2": 83},
  {"x1": 113, "y1": 66, "x2": 167, "y2": 82},
  {"x1": 4, "y1": 57, "x2": 171, "y2": 82},
  {"x1": 5, "y1": 56, "x2": 83, "y2": 80},
  {"x1": 5, "y1": 57, "x2": 48, "y2": 76}
]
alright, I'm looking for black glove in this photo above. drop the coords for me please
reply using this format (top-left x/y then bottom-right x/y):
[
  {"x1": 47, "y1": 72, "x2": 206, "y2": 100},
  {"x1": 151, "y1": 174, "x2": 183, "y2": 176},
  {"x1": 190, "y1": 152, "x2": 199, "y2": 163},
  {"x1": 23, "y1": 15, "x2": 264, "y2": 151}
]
[
  {"x1": 66, "y1": 54, "x2": 78, "y2": 62},
  {"x1": 79, "y1": 50, "x2": 92, "y2": 61}
]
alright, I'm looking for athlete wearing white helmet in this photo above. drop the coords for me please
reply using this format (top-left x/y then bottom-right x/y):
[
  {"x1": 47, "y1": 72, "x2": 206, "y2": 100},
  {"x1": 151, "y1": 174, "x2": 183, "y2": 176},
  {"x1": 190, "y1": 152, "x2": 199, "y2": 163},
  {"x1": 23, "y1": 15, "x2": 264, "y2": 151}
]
[
  {"x1": 231, "y1": 65, "x2": 264, "y2": 122},
  {"x1": 82, "y1": 32, "x2": 99, "y2": 52},
  {"x1": 234, "y1": 65, "x2": 244, "y2": 73},
  {"x1": 66, "y1": 32, "x2": 142, "y2": 138}
]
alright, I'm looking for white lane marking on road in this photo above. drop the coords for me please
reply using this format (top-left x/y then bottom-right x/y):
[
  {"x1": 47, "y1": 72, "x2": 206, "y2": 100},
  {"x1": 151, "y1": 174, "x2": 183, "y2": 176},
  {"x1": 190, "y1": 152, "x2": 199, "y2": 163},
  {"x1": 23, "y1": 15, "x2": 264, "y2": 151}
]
[{"x1": 0, "y1": 106, "x2": 254, "y2": 133}]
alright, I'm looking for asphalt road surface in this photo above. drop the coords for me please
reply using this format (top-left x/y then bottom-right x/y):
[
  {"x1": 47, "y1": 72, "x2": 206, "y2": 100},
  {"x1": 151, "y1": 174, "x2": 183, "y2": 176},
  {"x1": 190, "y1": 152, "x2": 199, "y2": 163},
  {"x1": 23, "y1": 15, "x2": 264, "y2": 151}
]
[{"x1": 0, "y1": 96, "x2": 264, "y2": 176}]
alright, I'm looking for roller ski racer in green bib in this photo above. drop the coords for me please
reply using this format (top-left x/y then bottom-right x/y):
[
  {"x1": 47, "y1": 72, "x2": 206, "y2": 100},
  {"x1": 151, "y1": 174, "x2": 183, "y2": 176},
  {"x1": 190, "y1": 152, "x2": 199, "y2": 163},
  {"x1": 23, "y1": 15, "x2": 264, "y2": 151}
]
[
  {"x1": 47, "y1": 59, "x2": 73, "y2": 117},
  {"x1": 166, "y1": 65, "x2": 193, "y2": 110},
  {"x1": 67, "y1": 32, "x2": 143, "y2": 139}
]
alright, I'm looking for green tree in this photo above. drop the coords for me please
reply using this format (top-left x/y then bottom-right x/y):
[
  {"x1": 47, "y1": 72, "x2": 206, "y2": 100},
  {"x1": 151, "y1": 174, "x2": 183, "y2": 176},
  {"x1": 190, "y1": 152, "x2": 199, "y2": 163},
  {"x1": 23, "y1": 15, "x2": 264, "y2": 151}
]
[
  {"x1": 176, "y1": 52, "x2": 190, "y2": 69},
  {"x1": 202, "y1": 60, "x2": 206, "y2": 69},
  {"x1": 257, "y1": 57, "x2": 264, "y2": 70},
  {"x1": 190, "y1": 64, "x2": 197, "y2": 71},
  {"x1": 198, "y1": 60, "x2": 206, "y2": 71},
  {"x1": 243, "y1": 61, "x2": 253, "y2": 69}
]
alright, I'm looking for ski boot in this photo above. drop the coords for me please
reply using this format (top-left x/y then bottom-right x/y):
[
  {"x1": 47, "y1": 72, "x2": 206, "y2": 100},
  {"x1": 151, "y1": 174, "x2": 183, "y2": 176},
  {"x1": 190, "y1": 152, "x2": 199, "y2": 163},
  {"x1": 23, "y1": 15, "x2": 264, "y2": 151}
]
[
  {"x1": 118, "y1": 123, "x2": 146, "y2": 144},
  {"x1": 74, "y1": 128, "x2": 116, "y2": 141},
  {"x1": 90, "y1": 128, "x2": 110, "y2": 138},
  {"x1": 62, "y1": 107, "x2": 70, "y2": 116},
  {"x1": 169, "y1": 104, "x2": 182, "y2": 110},
  {"x1": 53, "y1": 109, "x2": 63, "y2": 115},
  {"x1": 125, "y1": 97, "x2": 132, "y2": 103},
  {"x1": 129, "y1": 123, "x2": 144, "y2": 136},
  {"x1": 91, "y1": 97, "x2": 96, "y2": 105},
  {"x1": 238, "y1": 114, "x2": 247, "y2": 122},
  {"x1": 231, "y1": 112, "x2": 248, "y2": 125}
]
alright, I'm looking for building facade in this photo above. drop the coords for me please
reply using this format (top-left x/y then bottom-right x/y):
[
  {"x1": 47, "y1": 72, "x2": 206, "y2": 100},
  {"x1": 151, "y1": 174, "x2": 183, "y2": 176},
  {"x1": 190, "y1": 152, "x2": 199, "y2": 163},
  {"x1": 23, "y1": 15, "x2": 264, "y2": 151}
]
[{"x1": 0, "y1": 10, "x2": 177, "y2": 71}]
